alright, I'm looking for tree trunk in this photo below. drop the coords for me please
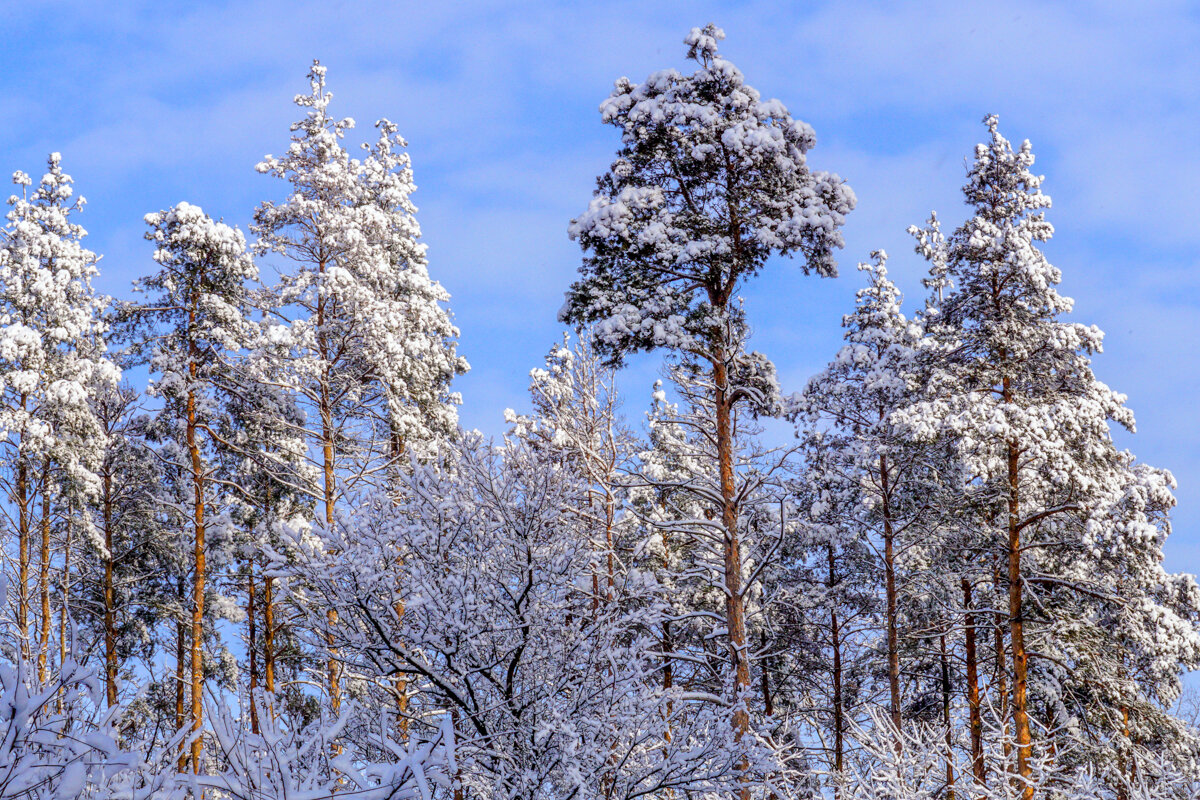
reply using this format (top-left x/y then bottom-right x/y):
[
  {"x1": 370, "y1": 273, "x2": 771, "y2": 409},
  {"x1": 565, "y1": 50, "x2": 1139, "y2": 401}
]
[
  {"x1": 828, "y1": 546, "x2": 845, "y2": 783},
  {"x1": 248, "y1": 560, "x2": 259, "y2": 735},
  {"x1": 1006, "y1": 438, "x2": 1033, "y2": 800},
  {"x1": 38, "y1": 462, "x2": 51, "y2": 684},
  {"x1": 661, "y1": 517, "x2": 674, "y2": 756},
  {"x1": 103, "y1": 468, "x2": 117, "y2": 707},
  {"x1": 187, "y1": 325, "x2": 206, "y2": 775},
  {"x1": 389, "y1": 431, "x2": 410, "y2": 740},
  {"x1": 713, "y1": 353, "x2": 751, "y2": 800},
  {"x1": 56, "y1": 517, "x2": 71, "y2": 714},
  {"x1": 880, "y1": 456, "x2": 902, "y2": 740},
  {"x1": 318, "y1": 277, "x2": 341, "y2": 717},
  {"x1": 759, "y1": 630, "x2": 774, "y2": 718},
  {"x1": 16, "y1": 454, "x2": 30, "y2": 663},
  {"x1": 992, "y1": 562, "x2": 1011, "y2": 770},
  {"x1": 263, "y1": 565, "x2": 276, "y2": 697},
  {"x1": 940, "y1": 630, "x2": 955, "y2": 800},
  {"x1": 963, "y1": 578, "x2": 985, "y2": 787},
  {"x1": 175, "y1": 576, "x2": 188, "y2": 774}
]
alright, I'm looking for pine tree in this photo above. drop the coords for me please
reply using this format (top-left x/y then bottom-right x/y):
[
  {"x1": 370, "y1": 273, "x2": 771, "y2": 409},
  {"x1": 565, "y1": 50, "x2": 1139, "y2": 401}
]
[
  {"x1": 0, "y1": 155, "x2": 117, "y2": 668},
  {"x1": 123, "y1": 201, "x2": 257, "y2": 773},
  {"x1": 560, "y1": 25, "x2": 854, "y2": 795},
  {"x1": 895, "y1": 115, "x2": 1200, "y2": 797},
  {"x1": 251, "y1": 60, "x2": 467, "y2": 715}
]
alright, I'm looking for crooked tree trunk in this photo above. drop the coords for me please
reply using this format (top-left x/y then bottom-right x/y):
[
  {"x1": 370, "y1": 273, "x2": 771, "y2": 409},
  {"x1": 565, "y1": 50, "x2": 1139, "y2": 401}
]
[{"x1": 963, "y1": 578, "x2": 985, "y2": 786}]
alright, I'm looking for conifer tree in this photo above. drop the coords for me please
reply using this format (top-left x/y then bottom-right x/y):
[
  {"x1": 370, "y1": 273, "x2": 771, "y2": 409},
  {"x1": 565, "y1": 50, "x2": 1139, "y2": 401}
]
[
  {"x1": 561, "y1": 25, "x2": 854, "y2": 794},
  {"x1": 896, "y1": 116, "x2": 1200, "y2": 797},
  {"x1": 0, "y1": 155, "x2": 117, "y2": 667},
  {"x1": 124, "y1": 201, "x2": 257, "y2": 773},
  {"x1": 251, "y1": 60, "x2": 467, "y2": 714}
]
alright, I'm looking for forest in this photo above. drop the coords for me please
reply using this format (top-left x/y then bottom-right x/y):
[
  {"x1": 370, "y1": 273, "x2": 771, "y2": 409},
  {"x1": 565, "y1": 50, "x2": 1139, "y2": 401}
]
[{"x1": 0, "y1": 21, "x2": 1197, "y2": 800}]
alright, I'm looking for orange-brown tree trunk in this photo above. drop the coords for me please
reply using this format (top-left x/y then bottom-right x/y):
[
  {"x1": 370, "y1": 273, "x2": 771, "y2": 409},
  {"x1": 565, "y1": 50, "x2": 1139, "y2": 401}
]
[
  {"x1": 713, "y1": 353, "x2": 751, "y2": 800},
  {"x1": 263, "y1": 565, "x2": 276, "y2": 698},
  {"x1": 1006, "y1": 437, "x2": 1033, "y2": 800},
  {"x1": 187, "y1": 319, "x2": 206, "y2": 774}
]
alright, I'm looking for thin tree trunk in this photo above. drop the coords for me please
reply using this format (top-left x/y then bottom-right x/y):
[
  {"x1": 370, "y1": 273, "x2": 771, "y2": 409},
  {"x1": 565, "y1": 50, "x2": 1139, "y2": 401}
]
[
  {"x1": 881, "y1": 455, "x2": 902, "y2": 740},
  {"x1": 38, "y1": 462, "x2": 51, "y2": 684},
  {"x1": 56, "y1": 517, "x2": 71, "y2": 714},
  {"x1": 175, "y1": 576, "x2": 188, "y2": 774},
  {"x1": 713, "y1": 352, "x2": 751, "y2": 800},
  {"x1": 263, "y1": 565, "x2": 276, "y2": 696},
  {"x1": 993, "y1": 562, "x2": 1011, "y2": 770},
  {"x1": 828, "y1": 545, "x2": 845, "y2": 785},
  {"x1": 262, "y1": 487, "x2": 276, "y2": 702},
  {"x1": 940, "y1": 630, "x2": 955, "y2": 800},
  {"x1": 16, "y1": 453, "x2": 30, "y2": 663},
  {"x1": 318, "y1": 282, "x2": 341, "y2": 717},
  {"x1": 963, "y1": 578, "x2": 985, "y2": 787},
  {"x1": 389, "y1": 431, "x2": 410, "y2": 740},
  {"x1": 759, "y1": 630, "x2": 774, "y2": 718},
  {"x1": 605, "y1": 488, "x2": 615, "y2": 603},
  {"x1": 248, "y1": 559, "x2": 259, "y2": 735},
  {"x1": 661, "y1": 517, "x2": 674, "y2": 762},
  {"x1": 103, "y1": 467, "x2": 117, "y2": 707}
]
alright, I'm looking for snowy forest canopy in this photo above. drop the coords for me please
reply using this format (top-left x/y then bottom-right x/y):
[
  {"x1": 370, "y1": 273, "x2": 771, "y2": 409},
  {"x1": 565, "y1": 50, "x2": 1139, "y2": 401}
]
[{"x1": 0, "y1": 22, "x2": 1197, "y2": 800}]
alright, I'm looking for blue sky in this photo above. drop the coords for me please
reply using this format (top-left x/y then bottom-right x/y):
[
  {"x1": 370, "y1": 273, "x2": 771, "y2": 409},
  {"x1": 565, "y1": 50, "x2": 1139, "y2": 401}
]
[{"x1": 2, "y1": 1, "x2": 1198, "y2": 574}]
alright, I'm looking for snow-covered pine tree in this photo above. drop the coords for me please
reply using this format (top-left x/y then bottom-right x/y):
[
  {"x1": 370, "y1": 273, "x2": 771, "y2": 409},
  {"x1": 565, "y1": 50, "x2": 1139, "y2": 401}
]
[
  {"x1": 0, "y1": 155, "x2": 118, "y2": 672},
  {"x1": 252, "y1": 59, "x2": 467, "y2": 517},
  {"x1": 122, "y1": 201, "x2": 258, "y2": 773},
  {"x1": 561, "y1": 25, "x2": 855, "y2": 795},
  {"x1": 252, "y1": 60, "x2": 467, "y2": 716},
  {"x1": 792, "y1": 252, "x2": 928, "y2": 739},
  {"x1": 895, "y1": 115, "x2": 1200, "y2": 798}
]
